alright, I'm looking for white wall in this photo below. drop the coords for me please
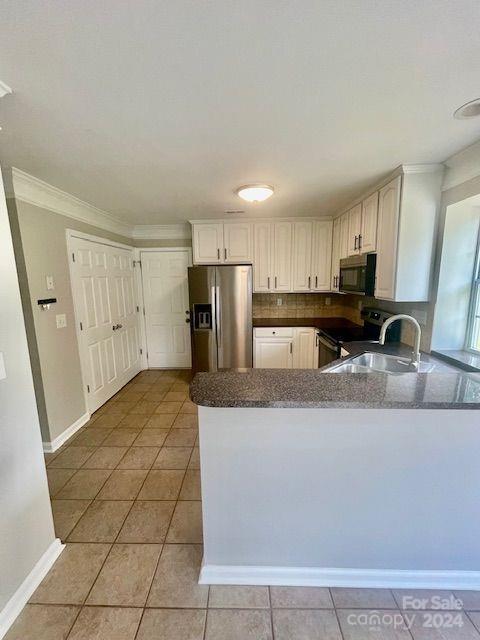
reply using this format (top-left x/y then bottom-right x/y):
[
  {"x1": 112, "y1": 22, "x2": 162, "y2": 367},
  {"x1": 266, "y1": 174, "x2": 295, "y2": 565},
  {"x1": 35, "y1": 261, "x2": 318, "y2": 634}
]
[{"x1": 0, "y1": 172, "x2": 56, "y2": 617}]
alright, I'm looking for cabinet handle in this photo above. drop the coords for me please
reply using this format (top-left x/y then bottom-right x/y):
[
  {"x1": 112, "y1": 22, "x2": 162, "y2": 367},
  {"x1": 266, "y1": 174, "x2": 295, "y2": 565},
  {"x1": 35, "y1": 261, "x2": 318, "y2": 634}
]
[
  {"x1": 289, "y1": 342, "x2": 293, "y2": 354},
  {"x1": 267, "y1": 276, "x2": 270, "y2": 289},
  {"x1": 308, "y1": 276, "x2": 311, "y2": 289},
  {"x1": 354, "y1": 235, "x2": 358, "y2": 250},
  {"x1": 315, "y1": 275, "x2": 318, "y2": 288},
  {"x1": 275, "y1": 276, "x2": 278, "y2": 289},
  {"x1": 358, "y1": 234, "x2": 362, "y2": 251},
  {"x1": 224, "y1": 248, "x2": 227, "y2": 260},
  {"x1": 217, "y1": 248, "x2": 220, "y2": 260}
]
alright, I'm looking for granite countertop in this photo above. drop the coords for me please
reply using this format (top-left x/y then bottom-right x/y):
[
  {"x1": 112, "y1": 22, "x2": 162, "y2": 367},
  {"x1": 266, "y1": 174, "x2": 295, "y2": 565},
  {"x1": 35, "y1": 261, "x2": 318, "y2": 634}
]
[
  {"x1": 253, "y1": 317, "x2": 361, "y2": 330},
  {"x1": 190, "y1": 343, "x2": 480, "y2": 409}
]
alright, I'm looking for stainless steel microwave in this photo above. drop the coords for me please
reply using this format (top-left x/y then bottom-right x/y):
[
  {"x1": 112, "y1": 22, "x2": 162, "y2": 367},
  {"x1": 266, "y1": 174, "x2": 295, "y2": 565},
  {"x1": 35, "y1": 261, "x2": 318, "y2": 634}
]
[{"x1": 339, "y1": 254, "x2": 376, "y2": 296}]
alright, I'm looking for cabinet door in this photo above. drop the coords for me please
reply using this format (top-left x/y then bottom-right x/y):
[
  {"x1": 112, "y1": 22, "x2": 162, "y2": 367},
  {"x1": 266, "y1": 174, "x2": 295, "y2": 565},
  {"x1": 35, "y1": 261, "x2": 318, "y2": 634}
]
[
  {"x1": 253, "y1": 222, "x2": 273, "y2": 292},
  {"x1": 254, "y1": 337, "x2": 293, "y2": 368},
  {"x1": 292, "y1": 221, "x2": 313, "y2": 291},
  {"x1": 192, "y1": 223, "x2": 224, "y2": 264},
  {"x1": 293, "y1": 328, "x2": 317, "y2": 368},
  {"x1": 273, "y1": 222, "x2": 292, "y2": 291},
  {"x1": 360, "y1": 192, "x2": 378, "y2": 253},
  {"x1": 224, "y1": 222, "x2": 253, "y2": 263},
  {"x1": 375, "y1": 176, "x2": 401, "y2": 300},
  {"x1": 331, "y1": 218, "x2": 341, "y2": 291},
  {"x1": 340, "y1": 213, "x2": 349, "y2": 259},
  {"x1": 347, "y1": 204, "x2": 362, "y2": 256},
  {"x1": 311, "y1": 220, "x2": 333, "y2": 291}
]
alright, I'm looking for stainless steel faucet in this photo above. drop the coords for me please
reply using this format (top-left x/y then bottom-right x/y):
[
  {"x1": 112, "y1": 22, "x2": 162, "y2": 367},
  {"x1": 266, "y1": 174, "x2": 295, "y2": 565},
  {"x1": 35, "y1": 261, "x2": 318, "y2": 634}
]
[{"x1": 379, "y1": 314, "x2": 422, "y2": 369}]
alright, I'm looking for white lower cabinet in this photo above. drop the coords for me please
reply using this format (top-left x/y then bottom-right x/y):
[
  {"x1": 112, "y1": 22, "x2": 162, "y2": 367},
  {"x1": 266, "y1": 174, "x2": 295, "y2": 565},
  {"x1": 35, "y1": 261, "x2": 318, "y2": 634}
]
[{"x1": 253, "y1": 327, "x2": 318, "y2": 369}]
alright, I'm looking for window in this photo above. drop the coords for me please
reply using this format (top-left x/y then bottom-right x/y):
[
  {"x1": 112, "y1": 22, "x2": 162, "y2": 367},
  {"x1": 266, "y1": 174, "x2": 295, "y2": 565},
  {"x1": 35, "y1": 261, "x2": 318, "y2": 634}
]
[{"x1": 466, "y1": 228, "x2": 480, "y2": 352}]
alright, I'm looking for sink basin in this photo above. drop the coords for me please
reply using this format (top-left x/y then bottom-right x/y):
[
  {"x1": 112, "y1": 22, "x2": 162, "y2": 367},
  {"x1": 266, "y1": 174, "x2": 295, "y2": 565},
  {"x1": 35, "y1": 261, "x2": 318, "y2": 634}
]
[{"x1": 326, "y1": 352, "x2": 436, "y2": 374}]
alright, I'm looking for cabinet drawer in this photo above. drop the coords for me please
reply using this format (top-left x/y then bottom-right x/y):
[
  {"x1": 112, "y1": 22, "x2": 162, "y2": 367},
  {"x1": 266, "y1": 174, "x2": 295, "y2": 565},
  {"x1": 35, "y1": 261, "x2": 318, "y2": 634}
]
[{"x1": 254, "y1": 327, "x2": 294, "y2": 338}]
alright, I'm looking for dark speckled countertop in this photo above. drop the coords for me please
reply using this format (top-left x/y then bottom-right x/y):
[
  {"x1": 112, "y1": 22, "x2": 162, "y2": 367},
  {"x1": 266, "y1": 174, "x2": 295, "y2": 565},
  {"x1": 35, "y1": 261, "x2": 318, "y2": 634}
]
[{"x1": 190, "y1": 342, "x2": 480, "y2": 409}]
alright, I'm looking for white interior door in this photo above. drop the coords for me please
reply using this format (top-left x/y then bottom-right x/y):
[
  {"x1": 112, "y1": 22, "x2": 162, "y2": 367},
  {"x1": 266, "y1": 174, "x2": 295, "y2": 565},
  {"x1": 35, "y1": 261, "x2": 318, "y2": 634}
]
[
  {"x1": 141, "y1": 250, "x2": 192, "y2": 368},
  {"x1": 71, "y1": 237, "x2": 141, "y2": 413}
]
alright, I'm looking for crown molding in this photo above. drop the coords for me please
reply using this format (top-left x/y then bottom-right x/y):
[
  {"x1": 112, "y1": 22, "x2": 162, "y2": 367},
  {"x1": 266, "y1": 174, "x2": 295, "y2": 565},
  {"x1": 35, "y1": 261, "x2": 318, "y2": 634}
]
[
  {"x1": 9, "y1": 167, "x2": 133, "y2": 237},
  {"x1": 131, "y1": 224, "x2": 191, "y2": 240}
]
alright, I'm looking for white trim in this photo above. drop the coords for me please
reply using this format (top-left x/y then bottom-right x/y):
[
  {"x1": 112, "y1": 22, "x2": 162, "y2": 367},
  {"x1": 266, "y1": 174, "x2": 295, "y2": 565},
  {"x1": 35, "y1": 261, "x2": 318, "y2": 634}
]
[
  {"x1": 0, "y1": 539, "x2": 64, "y2": 639},
  {"x1": 0, "y1": 80, "x2": 12, "y2": 98},
  {"x1": 132, "y1": 224, "x2": 191, "y2": 240},
  {"x1": 189, "y1": 216, "x2": 333, "y2": 224},
  {"x1": 66, "y1": 228, "x2": 133, "y2": 251},
  {"x1": 9, "y1": 168, "x2": 133, "y2": 237},
  {"x1": 42, "y1": 412, "x2": 90, "y2": 453},
  {"x1": 199, "y1": 564, "x2": 480, "y2": 591}
]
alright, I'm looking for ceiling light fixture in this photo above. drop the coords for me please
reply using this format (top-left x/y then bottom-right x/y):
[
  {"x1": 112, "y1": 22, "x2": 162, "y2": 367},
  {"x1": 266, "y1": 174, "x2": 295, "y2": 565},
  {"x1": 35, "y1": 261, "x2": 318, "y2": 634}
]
[
  {"x1": 236, "y1": 184, "x2": 274, "y2": 203},
  {"x1": 0, "y1": 80, "x2": 12, "y2": 98},
  {"x1": 454, "y1": 98, "x2": 480, "y2": 119}
]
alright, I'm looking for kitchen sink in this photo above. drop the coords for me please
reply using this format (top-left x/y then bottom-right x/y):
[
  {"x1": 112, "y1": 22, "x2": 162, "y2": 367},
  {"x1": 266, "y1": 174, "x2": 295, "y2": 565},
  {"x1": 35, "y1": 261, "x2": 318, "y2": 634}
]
[{"x1": 325, "y1": 351, "x2": 436, "y2": 374}]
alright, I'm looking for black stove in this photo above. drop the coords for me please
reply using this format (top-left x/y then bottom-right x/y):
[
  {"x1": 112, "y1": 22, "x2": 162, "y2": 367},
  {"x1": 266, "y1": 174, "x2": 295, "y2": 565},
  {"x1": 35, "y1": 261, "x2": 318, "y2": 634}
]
[{"x1": 317, "y1": 308, "x2": 401, "y2": 368}]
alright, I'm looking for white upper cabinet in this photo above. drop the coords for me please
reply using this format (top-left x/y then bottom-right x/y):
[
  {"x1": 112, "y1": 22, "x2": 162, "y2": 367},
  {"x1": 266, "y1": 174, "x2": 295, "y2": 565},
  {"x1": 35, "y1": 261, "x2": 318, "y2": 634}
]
[
  {"x1": 360, "y1": 192, "x2": 378, "y2": 253},
  {"x1": 311, "y1": 220, "x2": 333, "y2": 291},
  {"x1": 273, "y1": 222, "x2": 293, "y2": 291},
  {"x1": 253, "y1": 222, "x2": 273, "y2": 292},
  {"x1": 292, "y1": 221, "x2": 313, "y2": 291},
  {"x1": 347, "y1": 204, "x2": 362, "y2": 255},
  {"x1": 340, "y1": 213, "x2": 349, "y2": 259},
  {"x1": 192, "y1": 223, "x2": 224, "y2": 264},
  {"x1": 331, "y1": 217, "x2": 341, "y2": 291},
  {"x1": 375, "y1": 176, "x2": 401, "y2": 300},
  {"x1": 223, "y1": 222, "x2": 253, "y2": 263}
]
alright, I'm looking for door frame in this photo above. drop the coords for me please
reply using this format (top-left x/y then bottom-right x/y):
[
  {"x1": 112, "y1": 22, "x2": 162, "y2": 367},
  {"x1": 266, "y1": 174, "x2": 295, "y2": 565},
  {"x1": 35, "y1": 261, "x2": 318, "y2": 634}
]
[
  {"x1": 137, "y1": 247, "x2": 193, "y2": 369},
  {"x1": 66, "y1": 229, "x2": 144, "y2": 414}
]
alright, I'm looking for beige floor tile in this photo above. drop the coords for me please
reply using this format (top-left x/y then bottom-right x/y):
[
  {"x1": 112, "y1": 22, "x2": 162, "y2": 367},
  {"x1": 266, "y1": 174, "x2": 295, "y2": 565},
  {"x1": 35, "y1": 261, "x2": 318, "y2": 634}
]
[
  {"x1": 82, "y1": 446, "x2": 128, "y2": 469},
  {"x1": 136, "y1": 608, "x2": 206, "y2": 640},
  {"x1": 119, "y1": 390, "x2": 146, "y2": 403},
  {"x1": 164, "y1": 429, "x2": 197, "y2": 447},
  {"x1": 47, "y1": 468, "x2": 77, "y2": 497},
  {"x1": 331, "y1": 588, "x2": 397, "y2": 609},
  {"x1": 145, "y1": 414, "x2": 175, "y2": 428},
  {"x1": 138, "y1": 469, "x2": 185, "y2": 500},
  {"x1": 170, "y1": 381, "x2": 189, "y2": 390},
  {"x1": 30, "y1": 543, "x2": 110, "y2": 605},
  {"x1": 179, "y1": 469, "x2": 201, "y2": 500},
  {"x1": 102, "y1": 401, "x2": 135, "y2": 415},
  {"x1": 97, "y1": 470, "x2": 148, "y2": 500},
  {"x1": 273, "y1": 609, "x2": 341, "y2": 640},
  {"x1": 103, "y1": 430, "x2": 140, "y2": 446},
  {"x1": 205, "y1": 609, "x2": 272, "y2": 640},
  {"x1": 154, "y1": 401, "x2": 183, "y2": 414},
  {"x1": 134, "y1": 429, "x2": 169, "y2": 447},
  {"x1": 180, "y1": 400, "x2": 198, "y2": 414},
  {"x1": 142, "y1": 390, "x2": 169, "y2": 402},
  {"x1": 337, "y1": 609, "x2": 418, "y2": 639},
  {"x1": 117, "y1": 415, "x2": 149, "y2": 429},
  {"x1": 271, "y1": 586, "x2": 333, "y2": 608},
  {"x1": 147, "y1": 544, "x2": 208, "y2": 608},
  {"x1": 68, "y1": 500, "x2": 132, "y2": 542},
  {"x1": 455, "y1": 591, "x2": 480, "y2": 610},
  {"x1": 209, "y1": 586, "x2": 270, "y2": 609},
  {"x1": 51, "y1": 499, "x2": 91, "y2": 540},
  {"x1": 117, "y1": 500, "x2": 175, "y2": 543},
  {"x1": 117, "y1": 446, "x2": 159, "y2": 469},
  {"x1": 67, "y1": 606, "x2": 142, "y2": 640},
  {"x1": 407, "y1": 612, "x2": 479, "y2": 639},
  {"x1": 392, "y1": 589, "x2": 460, "y2": 610},
  {"x1": 48, "y1": 446, "x2": 97, "y2": 469},
  {"x1": 163, "y1": 391, "x2": 187, "y2": 402},
  {"x1": 73, "y1": 429, "x2": 113, "y2": 447},
  {"x1": 129, "y1": 400, "x2": 160, "y2": 415},
  {"x1": 3, "y1": 603, "x2": 80, "y2": 640},
  {"x1": 55, "y1": 470, "x2": 112, "y2": 500},
  {"x1": 90, "y1": 414, "x2": 124, "y2": 428},
  {"x1": 154, "y1": 447, "x2": 192, "y2": 469},
  {"x1": 188, "y1": 448, "x2": 200, "y2": 470},
  {"x1": 87, "y1": 543, "x2": 161, "y2": 606},
  {"x1": 173, "y1": 413, "x2": 198, "y2": 429},
  {"x1": 127, "y1": 383, "x2": 153, "y2": 393},
  {"x1": 166, "y1": 501, "x2": 203, "y2": 543}
]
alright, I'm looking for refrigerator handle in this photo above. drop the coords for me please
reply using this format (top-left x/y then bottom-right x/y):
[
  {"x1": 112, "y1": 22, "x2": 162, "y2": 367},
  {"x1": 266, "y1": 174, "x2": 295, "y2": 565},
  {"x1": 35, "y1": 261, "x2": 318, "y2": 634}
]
[{"x1": 215, "y1": 284, "x2": 222, "y2": 347}]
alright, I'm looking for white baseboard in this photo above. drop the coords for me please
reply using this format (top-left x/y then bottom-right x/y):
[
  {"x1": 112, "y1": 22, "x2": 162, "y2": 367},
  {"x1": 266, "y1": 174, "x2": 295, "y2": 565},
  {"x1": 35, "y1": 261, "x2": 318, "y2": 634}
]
[
  {"x1": 199, "y1": 564, "x2": 480, "y2": 590},
  {"x1": 0, "y1": 539, "x2": 64, "y2": 639},
  {"x1": 43, "y1": 412, "x2": 90, "y2": 453}
]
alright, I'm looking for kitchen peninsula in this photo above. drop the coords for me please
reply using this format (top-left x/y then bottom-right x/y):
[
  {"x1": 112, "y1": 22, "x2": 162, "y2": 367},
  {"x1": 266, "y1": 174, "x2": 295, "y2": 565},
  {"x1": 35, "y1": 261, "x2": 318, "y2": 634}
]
[{"x1": 191, "y1": 363, "x2": 480, "y2": 590}]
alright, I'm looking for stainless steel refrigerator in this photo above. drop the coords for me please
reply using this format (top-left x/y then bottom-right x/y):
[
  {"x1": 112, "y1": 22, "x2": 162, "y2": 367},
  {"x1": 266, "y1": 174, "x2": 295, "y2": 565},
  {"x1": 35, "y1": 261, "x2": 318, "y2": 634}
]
[{"x1": 188, "y1": 265, "x2": 252, "y2": 372}]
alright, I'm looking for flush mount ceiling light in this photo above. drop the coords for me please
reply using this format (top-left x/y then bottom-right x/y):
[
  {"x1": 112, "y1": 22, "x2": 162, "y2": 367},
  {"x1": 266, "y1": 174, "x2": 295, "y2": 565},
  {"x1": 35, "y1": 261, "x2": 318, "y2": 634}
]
[
  {"x1": 454, "y1": 98, "x2": 480, "y2": 119},
  {"x1": 236, "y1": 184, "x2": 274, "y2": 203},
  {"x1": 0, "y1": 80, "x2": 12, "y2": 98}
]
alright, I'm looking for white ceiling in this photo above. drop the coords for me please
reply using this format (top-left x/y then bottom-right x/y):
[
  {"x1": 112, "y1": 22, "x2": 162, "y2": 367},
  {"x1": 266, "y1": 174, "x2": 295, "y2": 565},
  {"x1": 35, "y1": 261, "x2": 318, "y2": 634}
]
[{"x1": 1, "y1": 0, "x2": 480, "y2": 225}]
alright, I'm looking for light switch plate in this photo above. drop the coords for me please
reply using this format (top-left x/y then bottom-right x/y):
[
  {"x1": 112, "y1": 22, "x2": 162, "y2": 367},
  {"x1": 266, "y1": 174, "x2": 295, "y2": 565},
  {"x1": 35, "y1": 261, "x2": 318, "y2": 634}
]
[
  {"x1": 56, "y1": 314, "x2": 67, "y2": 329},
  {"x1": 276, "y1": 297, "x2": 283, "y2": 306},
  {"x1": 46, "y1": 275, "x2": 55, "y2": 290},
  {"x1": 325, "y1": 297, "x2": 331, "y2": 306},
  {"x1": 0, "y1": 352, "x2": 6, "y2": 380}
]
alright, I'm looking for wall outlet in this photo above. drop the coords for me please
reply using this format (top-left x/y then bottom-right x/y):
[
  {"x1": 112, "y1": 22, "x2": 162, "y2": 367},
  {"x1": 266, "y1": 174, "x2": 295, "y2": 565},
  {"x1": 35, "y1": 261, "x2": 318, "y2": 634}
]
[
  {"x1": 325, "y1": 297, "x2": 331, "y2": 306},
  {"x1": 276, "y1": 297, "x2": 283, "y2": 306},
  {"x1": 56, "y1": 314, "x2": 67, "y2": 329},
  {"x1": 411, "y1": 309, "x2": 428, "y2": 326},
  {"x1": 46, "y1": 275, "x2": 55, "y2": 290}
]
